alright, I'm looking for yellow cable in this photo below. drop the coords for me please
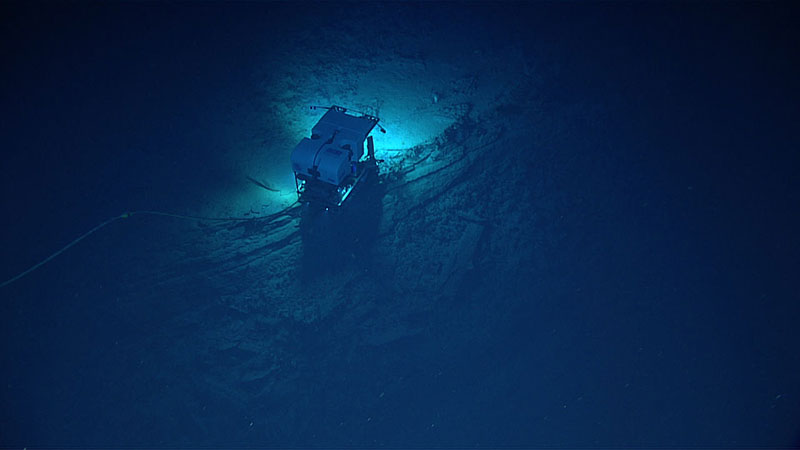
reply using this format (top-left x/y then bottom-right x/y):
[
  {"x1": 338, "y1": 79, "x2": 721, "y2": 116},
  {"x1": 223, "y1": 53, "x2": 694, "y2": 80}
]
[
  {"x1": 0, "y1": 213, "x2": 128, "y2": 289},
  {"x1": 0, "y1": 204, "x2": 298, "y2": 289}
]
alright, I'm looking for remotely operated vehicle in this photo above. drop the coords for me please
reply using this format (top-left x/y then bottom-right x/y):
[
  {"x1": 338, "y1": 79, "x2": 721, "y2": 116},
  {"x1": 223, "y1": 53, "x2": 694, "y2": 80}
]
[{"x1": 291, "y1": 106, "x2": 383, "y2": 208}]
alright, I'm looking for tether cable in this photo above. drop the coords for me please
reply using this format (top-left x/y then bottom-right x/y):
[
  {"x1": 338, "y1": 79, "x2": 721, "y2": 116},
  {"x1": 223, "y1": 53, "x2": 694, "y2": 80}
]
[{"x1": 0, "y1": 206, "x2": 297, "y2": 289}]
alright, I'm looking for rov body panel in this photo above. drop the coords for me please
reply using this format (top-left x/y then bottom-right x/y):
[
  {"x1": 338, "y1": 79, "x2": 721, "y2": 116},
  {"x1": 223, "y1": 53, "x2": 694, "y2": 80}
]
[{"x1": 291, "y1": 106, "x2": 380, "y2": 207}]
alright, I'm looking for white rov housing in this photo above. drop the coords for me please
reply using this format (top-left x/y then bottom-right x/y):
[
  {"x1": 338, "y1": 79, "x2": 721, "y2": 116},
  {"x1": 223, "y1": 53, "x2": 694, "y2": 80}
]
[{"x1": 291, "y1": 106, "x2": 381, "y2": 207}]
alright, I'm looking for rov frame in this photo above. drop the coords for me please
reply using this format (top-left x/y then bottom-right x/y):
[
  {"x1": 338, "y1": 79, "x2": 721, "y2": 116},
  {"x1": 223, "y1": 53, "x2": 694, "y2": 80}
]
[{"x1": 291, "y1": 106, "x2": 381, "y2": 208}]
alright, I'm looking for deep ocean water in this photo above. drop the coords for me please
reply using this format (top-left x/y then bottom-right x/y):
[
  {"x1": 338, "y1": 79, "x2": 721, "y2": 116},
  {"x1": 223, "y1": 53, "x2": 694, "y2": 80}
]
[{"x1": 1, "y1": 2, "x2": 798, "y2": 447}]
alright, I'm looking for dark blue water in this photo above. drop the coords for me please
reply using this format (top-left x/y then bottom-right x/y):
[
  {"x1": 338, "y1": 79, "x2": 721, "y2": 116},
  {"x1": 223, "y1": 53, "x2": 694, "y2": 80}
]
[{"x1": 1, "y1": 2, "x2": 798, "y2": 447}]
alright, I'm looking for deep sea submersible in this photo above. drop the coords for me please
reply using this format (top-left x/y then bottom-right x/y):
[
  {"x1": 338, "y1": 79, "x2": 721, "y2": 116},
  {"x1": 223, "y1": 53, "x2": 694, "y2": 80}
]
[
  {"x1": 290, "y1": 106, "x2": 387, "y2": 276},
  {"x1": 291, "y1": 106, "x2": 384, "y2": 209}
]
